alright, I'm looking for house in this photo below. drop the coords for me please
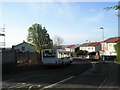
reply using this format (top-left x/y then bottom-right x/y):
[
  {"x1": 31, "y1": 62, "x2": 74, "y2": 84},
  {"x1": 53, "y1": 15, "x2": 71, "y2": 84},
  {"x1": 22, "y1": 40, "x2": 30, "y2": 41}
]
[
  {"x1": 100, "y1": 37, "x2": 120, "y2": 56},
  {"x1": 86, "y1": 42, "x2": 101, "y2": 55},
  {"x1": 79, "y1": 43, "x2": 90, "y2": 51},
  {"x1": 12, "y1": 41, "x2": 35, "y2": 52},
  {"x1": 65, "y1": 44, "x2": 80, "y2": 52}
]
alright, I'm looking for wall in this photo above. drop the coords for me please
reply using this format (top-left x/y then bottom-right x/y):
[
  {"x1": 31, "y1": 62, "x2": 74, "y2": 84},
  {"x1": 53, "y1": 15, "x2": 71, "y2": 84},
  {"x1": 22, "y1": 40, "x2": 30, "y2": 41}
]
[
  {"x1": 65, "y1": 48, "x2": 75, "y2": 52},
  {"x1": 101, "y1": 42, "x2": 117, "y2": 56},
  {"x1": 2, "y1": 50, "x2": 16, "y2": 64},
  {"x1": 101, "y1": 42, "x2": 108, "y2": 51},
  {"x1": 2, "y1": 50, "x2": 41, "y2": 66},
  {"x1": 95, "y1": 44, "x2": 101, "y2": 52},
  {"x1": 108, "y1": 43, "x2": 116, "y2": 52},
  {"x1": 79, "y1": 47, "x2": 87, "y2": 51},
  {"x1": 0, "y1": 50, "x2": 2, "y2": 64},
  {"x1": 0, "y1": 50, "x2": 2, "y2": 90},
  {"x1": 86, "y1": 46, "x2": 95, "y2": 52},
  {"x1": 16, "y1": 52, "x2": 41, "y2": 66}
]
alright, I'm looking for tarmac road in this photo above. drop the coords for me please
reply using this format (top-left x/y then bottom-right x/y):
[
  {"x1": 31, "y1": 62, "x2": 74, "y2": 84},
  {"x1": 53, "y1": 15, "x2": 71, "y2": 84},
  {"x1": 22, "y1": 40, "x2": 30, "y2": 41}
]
[
  {"x1": 47, "y1": 61, "x2": 119, "y2": 90},
  {"x1": 2, "y1": 60, "x2": 92, "y2": 89},
  {"x1": 2, "y1": 60, "x2": 119, "y2": 90}
]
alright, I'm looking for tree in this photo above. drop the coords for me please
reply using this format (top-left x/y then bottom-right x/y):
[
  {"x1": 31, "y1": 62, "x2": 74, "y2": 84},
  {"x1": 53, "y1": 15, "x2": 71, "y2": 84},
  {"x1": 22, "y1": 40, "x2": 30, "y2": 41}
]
[
  {"x1": 104, "y1": 5, "x2": 120, "y2": 11},
  {"x1": 105, "y1": 4, "x2": 120, "y2": 62},
  {"x1": 53, "y1": 35, "x2": 64, "y2": 49},
  {"x1": 114, "y1": 41, "x2": 120, "y2": 62},
  {"x1": 27, "y1": 23, "x2": 53, "y2": 52},
  {"x1": 105, "y1": 4, "x2": 120, "y2": 16}
]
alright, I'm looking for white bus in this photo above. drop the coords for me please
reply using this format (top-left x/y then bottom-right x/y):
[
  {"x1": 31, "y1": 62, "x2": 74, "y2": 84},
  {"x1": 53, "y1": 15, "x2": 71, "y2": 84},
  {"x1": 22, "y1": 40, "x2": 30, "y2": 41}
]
[{"x1": 41, "y1": 49, "x2": 73, "y2": 65}]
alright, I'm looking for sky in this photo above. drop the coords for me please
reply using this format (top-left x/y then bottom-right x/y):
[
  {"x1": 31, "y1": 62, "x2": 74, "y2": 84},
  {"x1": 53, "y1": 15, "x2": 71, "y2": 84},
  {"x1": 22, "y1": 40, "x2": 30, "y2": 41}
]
[{"x1": 0, "y1": 1, "x2": 119, "y2": 47}]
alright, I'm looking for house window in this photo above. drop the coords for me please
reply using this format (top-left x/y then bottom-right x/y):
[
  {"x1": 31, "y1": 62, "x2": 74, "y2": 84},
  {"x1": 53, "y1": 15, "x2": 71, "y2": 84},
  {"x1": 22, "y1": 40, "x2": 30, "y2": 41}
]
[
  {"x1": 109, "y1": 44, "x2": 112, "y2": 47},
  {"x1": 22, "y1": 47, "x2": 25, "y2": 51}
]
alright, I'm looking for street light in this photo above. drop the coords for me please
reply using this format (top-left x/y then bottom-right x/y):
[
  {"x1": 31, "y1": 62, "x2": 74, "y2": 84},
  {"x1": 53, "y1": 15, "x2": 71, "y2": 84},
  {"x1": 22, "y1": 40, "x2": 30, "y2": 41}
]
[{"x1": 100, "y1": 26, "x2": 105, "y2": 61}]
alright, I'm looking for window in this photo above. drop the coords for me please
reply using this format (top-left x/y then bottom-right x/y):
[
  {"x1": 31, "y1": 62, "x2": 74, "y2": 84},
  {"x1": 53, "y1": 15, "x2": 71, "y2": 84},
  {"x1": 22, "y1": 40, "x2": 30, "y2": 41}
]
[
  {"x1": 109, "y1": 44, "x2": 112, "y2": 47},
  {"x1": 43, "y1": 50, "x2": 55, "y2": 57},
  {"x1": 22, "y1": 47, "x2": 25, "y2": 51},
  {"x1": 58, "y1": 52, "x2": 70, "y2": 59}
]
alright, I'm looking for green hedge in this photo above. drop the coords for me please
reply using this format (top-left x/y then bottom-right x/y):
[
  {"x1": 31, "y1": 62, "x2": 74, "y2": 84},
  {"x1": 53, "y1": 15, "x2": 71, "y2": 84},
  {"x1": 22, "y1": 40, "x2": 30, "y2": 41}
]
[{"x1": 114, "y1": 41, "x2": 120, "y2": 62}]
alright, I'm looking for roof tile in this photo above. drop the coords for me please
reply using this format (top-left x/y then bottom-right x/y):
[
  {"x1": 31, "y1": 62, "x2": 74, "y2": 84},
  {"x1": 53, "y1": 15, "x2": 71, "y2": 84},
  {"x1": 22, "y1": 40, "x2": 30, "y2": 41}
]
[
  {"x1": 87, "y1": 42, "x2": 100, "y2": 46},
  {"x1": 103, "y1": 37, "x2": 120, "y2": 43}
]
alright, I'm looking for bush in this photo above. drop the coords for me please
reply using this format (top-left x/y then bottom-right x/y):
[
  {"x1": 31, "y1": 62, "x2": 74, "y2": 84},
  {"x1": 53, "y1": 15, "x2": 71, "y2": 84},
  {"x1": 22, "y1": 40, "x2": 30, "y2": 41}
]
[
  {"x1": 114, "y1": 41, "x2": 120, "y2": 62},
  {"x1": 72, "y1": 53, "x2": 77, "y2": 57}
]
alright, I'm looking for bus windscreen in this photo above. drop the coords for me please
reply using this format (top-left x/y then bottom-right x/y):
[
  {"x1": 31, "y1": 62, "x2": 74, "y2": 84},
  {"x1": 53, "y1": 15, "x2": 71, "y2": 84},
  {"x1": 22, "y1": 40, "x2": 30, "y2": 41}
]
[{"x1": 43, "y1": 50, "x2": 55, "y2": 57}]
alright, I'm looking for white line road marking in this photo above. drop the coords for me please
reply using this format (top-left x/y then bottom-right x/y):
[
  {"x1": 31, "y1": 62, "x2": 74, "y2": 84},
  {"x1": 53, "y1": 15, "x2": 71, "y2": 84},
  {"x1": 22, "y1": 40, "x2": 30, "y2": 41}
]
[
  {"x1": 42, "y1": 76, "x2": 75, "y2": 89},
  {"x1": 38, "y1": 85, "x2": 41, "y2": 88},
  {"x1": 98, "y1": 78, "x2": 107, "y2": 88},
  {"x1": 16, "y1": 84, "x2": 31, "y2": 88},
  {"x1": 28, "y1": 85, "x2": 33, "y2": 90},
  {"x1": 9, "y1": 83, "x2": 30, "y2": 88}
]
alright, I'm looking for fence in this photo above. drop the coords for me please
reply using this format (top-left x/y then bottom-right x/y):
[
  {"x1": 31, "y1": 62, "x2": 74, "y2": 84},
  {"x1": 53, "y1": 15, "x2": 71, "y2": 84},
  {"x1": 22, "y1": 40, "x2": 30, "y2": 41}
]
[
  {"x1": 2, "y1": 50, "x2": 41, "y2": 67},
  {"x1": 16, "y1": 51, "x2": 41, "y2": 66}
]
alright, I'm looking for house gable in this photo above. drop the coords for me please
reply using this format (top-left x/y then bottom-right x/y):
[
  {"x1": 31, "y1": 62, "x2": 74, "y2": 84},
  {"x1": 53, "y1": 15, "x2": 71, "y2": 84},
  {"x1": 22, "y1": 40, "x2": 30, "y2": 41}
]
[{"x1": 12, "y1": 41, "x2": 35, "y2": 52}]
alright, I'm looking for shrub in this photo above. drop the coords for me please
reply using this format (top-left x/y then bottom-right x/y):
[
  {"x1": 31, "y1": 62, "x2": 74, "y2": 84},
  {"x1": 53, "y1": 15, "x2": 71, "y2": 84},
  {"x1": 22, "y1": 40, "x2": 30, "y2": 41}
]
[{"x1": 114, "y1": 41, "x2": 120, "y2": 62}]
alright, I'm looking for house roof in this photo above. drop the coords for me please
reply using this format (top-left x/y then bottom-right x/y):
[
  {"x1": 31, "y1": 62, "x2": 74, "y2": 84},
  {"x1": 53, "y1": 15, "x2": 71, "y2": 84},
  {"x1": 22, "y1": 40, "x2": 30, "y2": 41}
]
[
  {"x1": 66, "y1": 45, "x2": 75, "y2": 48},
  {"x1": 103, "y1": 37, "x2": 120, "y2": 43},
  {"x1": 70, "y1": 44, "x2": 80, "y2": 49},
  {"x1": 87, "y1": 42, "x2": 100, "y2": 46},
  {"x1": 80, "y1": 43, "x2": 90, "y2": 47},
  {"x1": 12, "y1": 41, "x2": 33, "y2": 47},
  {"x1": 65, "y1": 44, "x2": 80, "y2": 49}
]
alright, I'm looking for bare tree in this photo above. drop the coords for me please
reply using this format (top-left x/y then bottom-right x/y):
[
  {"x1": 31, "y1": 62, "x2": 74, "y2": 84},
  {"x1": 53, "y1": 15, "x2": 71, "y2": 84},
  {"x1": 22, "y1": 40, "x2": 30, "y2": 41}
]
[{"x1": 53, "y1": 35, "x2": 64, "y2": 49}]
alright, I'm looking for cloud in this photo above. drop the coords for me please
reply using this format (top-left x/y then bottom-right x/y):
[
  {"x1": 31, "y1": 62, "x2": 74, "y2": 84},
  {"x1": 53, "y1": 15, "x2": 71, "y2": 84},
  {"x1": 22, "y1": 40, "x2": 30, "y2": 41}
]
[{"x1": 26, "y1": 2, "x2": 76, "y2": 21}]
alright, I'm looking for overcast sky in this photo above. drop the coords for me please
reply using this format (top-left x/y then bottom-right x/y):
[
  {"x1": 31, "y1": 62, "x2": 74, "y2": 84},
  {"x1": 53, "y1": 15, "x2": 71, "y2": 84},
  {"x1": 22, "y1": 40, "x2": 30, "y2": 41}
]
[{"x1": 0, "y1": 1, "x2": 118, "y2": 47}]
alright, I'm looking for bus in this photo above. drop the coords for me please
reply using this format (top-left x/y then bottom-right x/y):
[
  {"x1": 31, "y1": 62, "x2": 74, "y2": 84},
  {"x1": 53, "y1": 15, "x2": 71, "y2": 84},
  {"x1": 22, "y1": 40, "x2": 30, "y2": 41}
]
[{"x1": 41, "y1": 49, "x2": 73, "y2": 65}]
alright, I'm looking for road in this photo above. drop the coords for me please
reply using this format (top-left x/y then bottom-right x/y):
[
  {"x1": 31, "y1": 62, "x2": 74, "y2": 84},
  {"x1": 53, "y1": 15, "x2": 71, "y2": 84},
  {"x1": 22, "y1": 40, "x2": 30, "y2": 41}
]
[
  {"x1": 2, "y1": 60, "x2": 120, "y2": 89},
  {"x1": 50, "y1": 61, "x2": 119, "y2": 89},
  {"x1": 2, "y1": 60, "x2": 92, "y2": 89}
]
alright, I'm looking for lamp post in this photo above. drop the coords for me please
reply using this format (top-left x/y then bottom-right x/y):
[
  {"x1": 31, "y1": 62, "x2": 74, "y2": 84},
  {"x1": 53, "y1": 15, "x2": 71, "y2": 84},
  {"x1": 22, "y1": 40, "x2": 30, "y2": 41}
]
[{"x1": 100, "y1": 26, "x2": 105, "y2": 61}]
